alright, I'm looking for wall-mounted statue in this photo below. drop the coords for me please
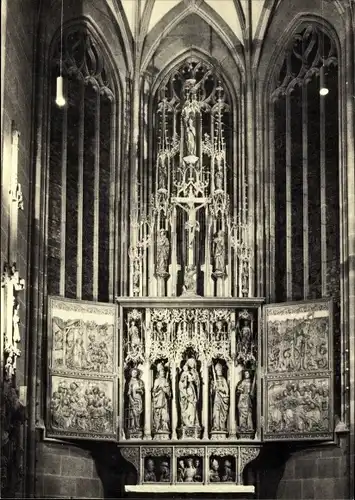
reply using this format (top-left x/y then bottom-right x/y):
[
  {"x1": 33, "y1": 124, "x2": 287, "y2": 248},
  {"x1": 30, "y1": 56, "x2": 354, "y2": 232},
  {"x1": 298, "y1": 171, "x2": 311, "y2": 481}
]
[
  {"x1": 156, "y1": 229, "x2": 170, "y2": 276},
  {"x1": 152, "y1": 362, "x2": 171, "y2": 434},
  {"x1": 179, "y1": 358, "x2": 201, "y2": 428},
  {"x1": 236, "y1": 370, "x2": 254, "y2": 433},
  {"x1": 127, "y1": 368, "x2": 144, "y2": 435},
  {"x1": 211, "y1": 362, "x2": 229, "y2": 432}
]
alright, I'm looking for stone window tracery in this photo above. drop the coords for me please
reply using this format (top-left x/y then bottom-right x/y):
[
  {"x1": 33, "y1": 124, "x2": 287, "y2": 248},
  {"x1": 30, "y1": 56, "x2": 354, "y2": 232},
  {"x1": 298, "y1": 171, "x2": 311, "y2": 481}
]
[
  {"x1": 270, "y1": 25, "x2": 339, "y2": 303},
  {"x1": 47, "y1": 25, "x2": 116, "y2": 302}
]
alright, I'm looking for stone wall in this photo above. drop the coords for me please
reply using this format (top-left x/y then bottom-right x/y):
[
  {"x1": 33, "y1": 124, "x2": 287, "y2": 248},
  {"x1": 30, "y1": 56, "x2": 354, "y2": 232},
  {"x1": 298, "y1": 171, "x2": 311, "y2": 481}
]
[
  {"x1": 276, "y1": 442, "x2": 349, "y2": 500},
  {"x1": 35, "y1": 441, "x2": 104, "y2": 499},
  {"x1": 256, "y1": 439, "x2": 350, "y2": 500},
  {"x1": 1, "y1": 0, "x2": 36, "y2": 384}
]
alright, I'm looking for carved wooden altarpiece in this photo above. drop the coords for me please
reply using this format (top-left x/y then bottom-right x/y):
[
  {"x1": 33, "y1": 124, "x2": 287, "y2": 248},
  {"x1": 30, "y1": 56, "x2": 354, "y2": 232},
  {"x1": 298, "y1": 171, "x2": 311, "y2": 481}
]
[{"x1": 45, "y1": 295, "x2": 335, "y2": 495}]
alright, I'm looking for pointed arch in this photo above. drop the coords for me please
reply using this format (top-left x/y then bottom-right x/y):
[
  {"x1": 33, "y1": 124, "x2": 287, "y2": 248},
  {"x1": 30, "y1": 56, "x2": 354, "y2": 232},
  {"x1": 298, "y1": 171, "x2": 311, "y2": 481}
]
[
  {"x1": 252, "y1": 0, "x2": 278, "y2": 72},
  {"x1": 48, "y1": 16, "x2": 124, "y2": 101},
  {"x1": 107, "y1": 0, "x2": 134, "y2": 73},
  {"x1": 263, "y1": 14, "x2": 341, "y2": 97},
  {"x1": 150, "y1": 47, "x2": 240, "y2": 113},
  {"x1": 141, "y1": 1, "x2": 245, "y2": 77}
]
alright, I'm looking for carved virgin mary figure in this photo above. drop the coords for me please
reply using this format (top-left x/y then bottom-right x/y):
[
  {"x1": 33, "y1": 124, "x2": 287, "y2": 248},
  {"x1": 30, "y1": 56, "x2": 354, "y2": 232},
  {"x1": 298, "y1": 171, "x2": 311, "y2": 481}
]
[
  {"x1": 152, "y1": 362, "x2": 171, "y2": 432},
  {"x1": 179, "y1": 359, "x2": 200, "y2": 427},
  {"x1": 184, "y1": 110, "x2": 196, "y2": 156},
  {"x1": 127, "y1": 368, "x2": 144, "y2": 431},
  {"x1": 211, "y1": 363, "x2": 230, "y2": 431}
]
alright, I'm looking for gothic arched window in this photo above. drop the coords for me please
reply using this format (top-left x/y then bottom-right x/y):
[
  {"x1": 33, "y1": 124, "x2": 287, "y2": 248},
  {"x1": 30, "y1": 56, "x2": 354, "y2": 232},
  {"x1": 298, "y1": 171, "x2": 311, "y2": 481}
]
[
  {"x1": 270, "y1": 25, "x2": 339, "y2": 304},
  {"x1": 47, "y1": 26, "x2": 117, "y2": 302}
]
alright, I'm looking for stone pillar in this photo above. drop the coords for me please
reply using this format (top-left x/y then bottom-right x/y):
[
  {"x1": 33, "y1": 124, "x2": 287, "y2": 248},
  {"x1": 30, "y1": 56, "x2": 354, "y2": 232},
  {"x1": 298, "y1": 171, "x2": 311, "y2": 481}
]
[
  {"x1": 143, "y1": 363, "x2": 151, "y2": 440},
  {"x1": 171, "y1": 361, "x2": 178, "y2": 440},
  {"x1": 228, "y1": 361, "x2": 237, "y2": 438},
  {"x1": 344, "y1": 7, "x2": 355, "y2": 497},
  {"x1": 229, "y1": 312, "x2": 237, "y2": 438},
  {"x1": 202, "y1": 361, "x2": 209, "y2": 440}
]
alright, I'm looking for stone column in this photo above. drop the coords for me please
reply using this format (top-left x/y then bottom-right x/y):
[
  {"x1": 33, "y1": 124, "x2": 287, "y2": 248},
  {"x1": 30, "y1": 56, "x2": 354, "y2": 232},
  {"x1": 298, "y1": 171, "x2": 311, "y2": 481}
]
[
  {"x1": 228, "y1": 361, "x2": 237, "y2": 438},
  {"x1": 143, "y1": 309, "x2": 151, "y2": 439},
  {"x1": 171, "y1": 361, "x2": 178, "y2": 440},
  {"x1": 202, "y1": 361, "x2": 209, "y2": 440},
  {"x1": 229, "y1": 312, "x2": 237, "y2": 438},
  {"x1": 143, "y1": 363, "x2": 151, "y2": 440}
]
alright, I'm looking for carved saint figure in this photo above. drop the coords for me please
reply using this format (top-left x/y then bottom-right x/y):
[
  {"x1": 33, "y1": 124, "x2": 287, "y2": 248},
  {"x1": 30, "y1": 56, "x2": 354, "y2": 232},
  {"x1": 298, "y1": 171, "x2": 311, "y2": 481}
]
[
  {"x1": 127, "y1": 368, "x2": 144, "y2": 431},
  {"x1": 182, "y1": 265, "x2": 197, "y2": 295},
  {"x1": 184, "y1": 111, "x2": 196, "y2": 156},
  {"x1": 221, "y1": 460, "x2": 234, "y2": 482},
  {"x1": 184, "y1": 457, "x2": 197, "y2": 482},
  {"x1": 213, "y1": 230, "x2": 225, "y2": 274},
  {"x1": 211, "y1": 363, "x2": 230, "y2": 431},
  {"x1": 144, "y1": 459, "x2": 156, "y2": 482},
  {"x1": 152, "y1": 362, "x2": 171, "y2": 433},
  {"x1": 129, "y1": 320, "x2": 141, "y2": 352},
  {"x1": 194, "y1": 458, "x2": 202, "y2": 482},
  {"x1": 179, "y1": 358, "x2": 200, "y2": 427},
  {"x1": 156, "y1": 229, "x2": 170, "y2": 275},
  {"x1": 209, "y1": 458, "x2": 220, "y2": 482},
  {"x1": 236, "y1": 370, "x2": 254, "y2": 432},
  {"x1": 177, "y1": 459, "x2": 185, "y2": 482},
  {"x1": 215, "y1": 169, "x2": 223, "y2": 190},
  {"x1": 237, "y1": 319, "x2": 253, "y2": 354},
  {"x1": 159, "y1": 461, "x2": 170, "y2": 482}
]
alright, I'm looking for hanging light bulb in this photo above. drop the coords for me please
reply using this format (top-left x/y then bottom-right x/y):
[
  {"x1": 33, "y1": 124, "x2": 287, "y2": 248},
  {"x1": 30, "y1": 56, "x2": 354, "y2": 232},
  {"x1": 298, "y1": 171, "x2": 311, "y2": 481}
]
[
  {"x1": 319, "y1": 65, "x2": 329, "y2": 96},
  {"x1": 56, "y1": 0, "x2": 66, "y2": 107},
  {"x1": 56, "y1": 75, "x2": 66, "y2": 107}
]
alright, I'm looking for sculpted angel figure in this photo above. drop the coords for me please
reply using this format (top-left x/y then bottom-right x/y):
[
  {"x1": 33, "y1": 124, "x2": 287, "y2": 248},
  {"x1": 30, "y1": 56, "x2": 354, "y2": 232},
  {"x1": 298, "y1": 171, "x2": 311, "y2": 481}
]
[
  {"x1": 211, "y1": 363, "x2": 230, "y2": 431},
  {"x1": 156, "y1": 229, "x2": 170, "y2": 275},
  {"x1": 127, "y1": 368, "x2": 144, "y2": 431},
  {"x1": 152, "y1": 362, "x2": 171, "y2": 433}
]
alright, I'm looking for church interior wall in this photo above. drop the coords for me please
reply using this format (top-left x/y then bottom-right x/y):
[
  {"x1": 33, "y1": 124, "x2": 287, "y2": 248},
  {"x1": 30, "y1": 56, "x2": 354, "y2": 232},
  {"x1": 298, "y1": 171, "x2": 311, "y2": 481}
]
[
  {"x1": 1, "y1": 0, "x2": 36, "y2": 396},
  {"x1": 1, "y1": 1, "x2": 354, "y2": 499}
]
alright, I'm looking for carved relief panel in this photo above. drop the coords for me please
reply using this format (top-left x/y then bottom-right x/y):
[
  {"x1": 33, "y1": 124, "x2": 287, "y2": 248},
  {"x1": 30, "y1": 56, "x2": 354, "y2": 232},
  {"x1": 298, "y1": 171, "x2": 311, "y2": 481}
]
[
  {"x1": 46, "y1": 297, "x2": 118, "y2": 440},
  {"x1": 262, "y1": 299, "x2": 334, "y2": 441}
]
